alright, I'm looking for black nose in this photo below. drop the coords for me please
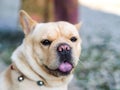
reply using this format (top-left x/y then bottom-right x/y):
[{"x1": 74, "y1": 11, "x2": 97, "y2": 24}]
[{"x1": 57, "y1": 43, "x2": 71, "y2": 55}]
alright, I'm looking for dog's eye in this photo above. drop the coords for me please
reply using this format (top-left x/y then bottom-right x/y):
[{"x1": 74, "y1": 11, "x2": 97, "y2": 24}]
[
  {"x1": 41, "y1": 39, "x2": 52, "y2": 46},
  {"x1": 70, "y1": 37, "x2": 77, "y2": 42}
]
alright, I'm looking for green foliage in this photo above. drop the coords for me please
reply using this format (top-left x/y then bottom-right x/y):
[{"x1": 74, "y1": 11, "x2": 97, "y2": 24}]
[
  {"x1": 0, "y1": 30, "x2": 24, "y2": 65},
  {"x1": 75, "y1": 33, "x2": 120, "y2": 90}
]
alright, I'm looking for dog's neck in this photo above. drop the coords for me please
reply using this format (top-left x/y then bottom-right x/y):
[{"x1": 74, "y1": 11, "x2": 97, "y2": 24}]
[{"x1": 11, "y1": 45, "x2": 72, "y2": 87}]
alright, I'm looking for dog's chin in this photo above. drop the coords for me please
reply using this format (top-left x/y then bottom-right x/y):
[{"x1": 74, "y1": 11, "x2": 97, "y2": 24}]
[{"x1": 44, "y1": 62, "x2": 74, "y2": 77}]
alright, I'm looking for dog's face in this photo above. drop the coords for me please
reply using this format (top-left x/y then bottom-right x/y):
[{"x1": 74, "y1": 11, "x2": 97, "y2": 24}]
[{"x1": 20, "y1": 10, "x2": 82, "y2": 77}]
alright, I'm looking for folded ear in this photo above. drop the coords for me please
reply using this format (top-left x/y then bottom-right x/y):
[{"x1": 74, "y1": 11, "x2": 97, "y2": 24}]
[
  {"x1": 19, "y1": 10, "x2": 37, "y2": 35},
  {"x1": 75, "y1": 22, "x2": 82, "y2": 30}
]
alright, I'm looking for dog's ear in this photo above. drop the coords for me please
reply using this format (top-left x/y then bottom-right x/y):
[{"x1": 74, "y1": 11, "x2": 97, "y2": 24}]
[
  {"x1": 19, "y1": 10, "x2": 37, "y2": 35},
  {"x1": 75, "y1": 22, "x2": 82, "y2": 30}
]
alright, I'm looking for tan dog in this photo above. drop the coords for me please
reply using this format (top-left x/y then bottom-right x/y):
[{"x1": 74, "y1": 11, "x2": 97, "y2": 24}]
[{"x1": 0, "y1": 10, "x2": 82, "y2": 90}]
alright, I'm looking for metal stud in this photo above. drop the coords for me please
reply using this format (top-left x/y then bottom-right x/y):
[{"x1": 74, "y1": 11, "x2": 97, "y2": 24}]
[
  {"x1": 10, "y1": 65, "x2": 14, "y2": 70},
  {"x1": 37, "y1": 81, "x2": 44, "y2": 86},
  {"x1": 18, "y1": 75, "x2": 24, "y2": 82}
]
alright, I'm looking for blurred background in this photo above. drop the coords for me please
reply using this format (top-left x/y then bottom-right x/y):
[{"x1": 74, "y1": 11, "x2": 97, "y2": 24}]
[{"x1": 0, "y1": 0, "x2": 120, "y2": 90}]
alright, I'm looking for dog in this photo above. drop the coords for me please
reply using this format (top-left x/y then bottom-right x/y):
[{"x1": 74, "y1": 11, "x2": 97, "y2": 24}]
[{"x1": 0, "y1": 10, "x2": 82, "y2": 90}]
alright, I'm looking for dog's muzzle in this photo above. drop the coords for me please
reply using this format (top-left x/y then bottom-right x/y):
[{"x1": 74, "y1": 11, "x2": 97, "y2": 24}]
[
  {"x1": 57, "y1": 43, "x2": 73, "y2": 73},
  {"x1": 44, "y1": 43, "x2": 74, "y2": 77}
]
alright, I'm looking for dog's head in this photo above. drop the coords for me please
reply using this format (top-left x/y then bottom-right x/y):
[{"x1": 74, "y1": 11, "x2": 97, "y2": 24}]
[{"x1": 19, "y1": 10, "x2": 82, "y2": 77}]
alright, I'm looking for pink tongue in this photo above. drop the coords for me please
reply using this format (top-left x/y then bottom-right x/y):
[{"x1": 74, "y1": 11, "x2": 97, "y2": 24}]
[{"x1": 59, "y1": 62, "x2": 72, "y2": 72}]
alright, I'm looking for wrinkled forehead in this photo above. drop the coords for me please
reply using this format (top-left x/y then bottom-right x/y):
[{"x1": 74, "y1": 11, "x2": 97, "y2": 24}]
[{"x1": 32, "y1": 22, "x2": 79, "y2": 41}]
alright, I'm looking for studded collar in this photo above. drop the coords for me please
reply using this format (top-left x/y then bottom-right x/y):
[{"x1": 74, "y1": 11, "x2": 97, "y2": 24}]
[{"x1": 10, "y1": 64, "x2": 45, "y2": 87}]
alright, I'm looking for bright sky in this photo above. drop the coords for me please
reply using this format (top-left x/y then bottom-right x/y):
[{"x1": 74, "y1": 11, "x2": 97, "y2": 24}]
[{"x1": 79, "y1": 0, "x2": 120, "y2": 16}]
